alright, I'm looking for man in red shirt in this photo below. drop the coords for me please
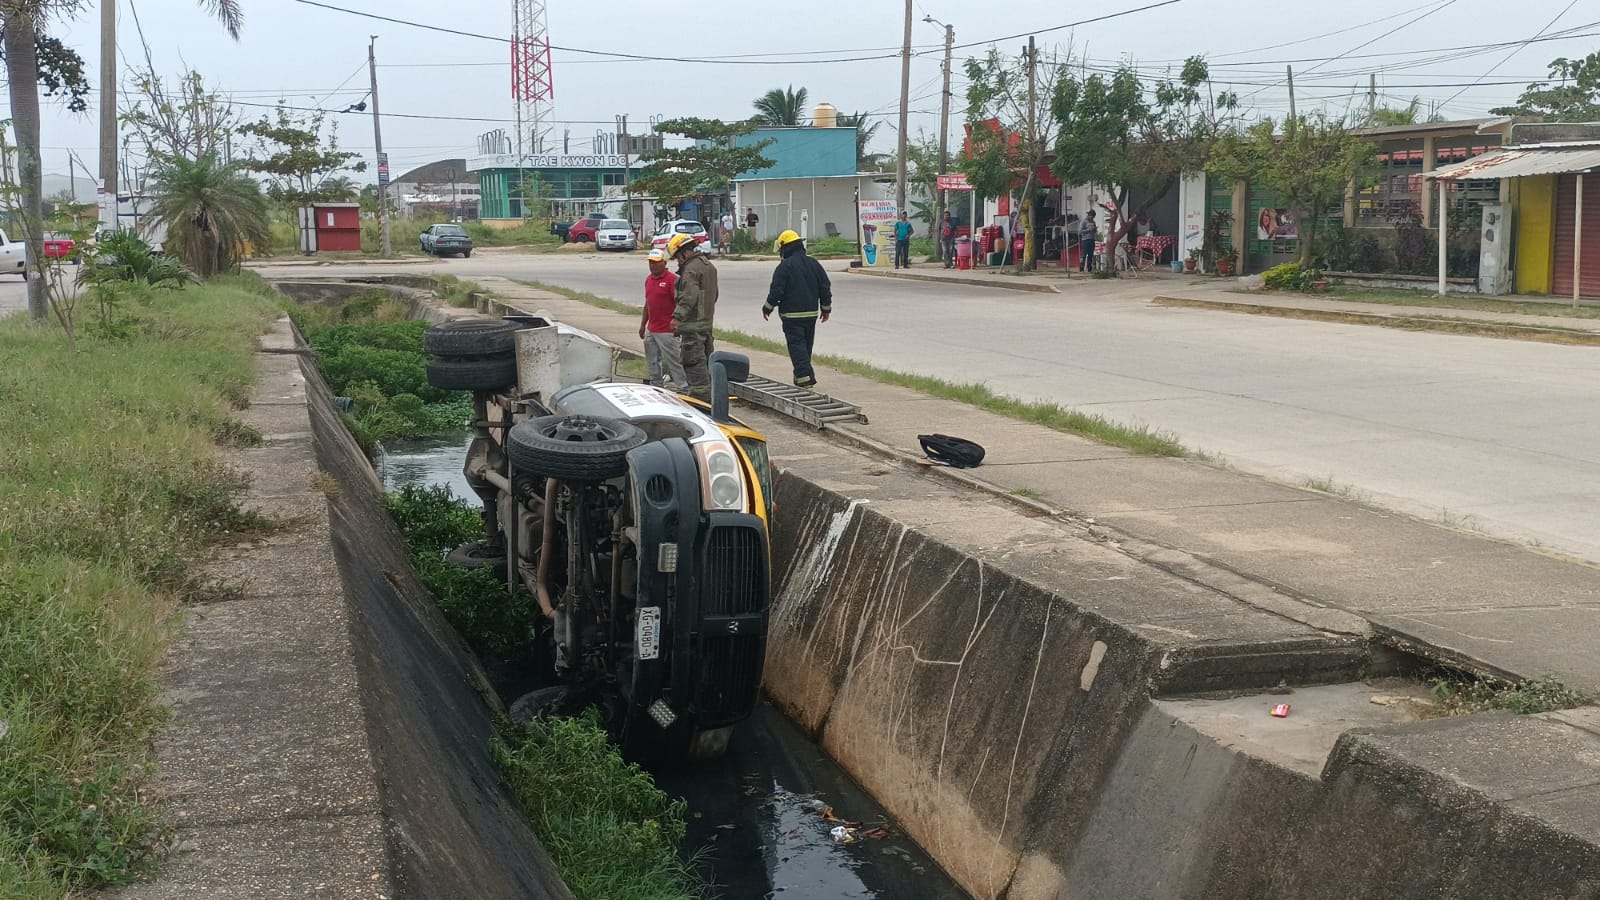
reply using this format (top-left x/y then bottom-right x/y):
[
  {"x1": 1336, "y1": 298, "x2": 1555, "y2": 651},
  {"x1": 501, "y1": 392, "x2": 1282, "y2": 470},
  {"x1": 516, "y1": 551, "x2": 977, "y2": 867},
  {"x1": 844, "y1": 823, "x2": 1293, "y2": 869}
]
[{"x1": 638, "y1": 248, "x2": 687, "y2": 389}]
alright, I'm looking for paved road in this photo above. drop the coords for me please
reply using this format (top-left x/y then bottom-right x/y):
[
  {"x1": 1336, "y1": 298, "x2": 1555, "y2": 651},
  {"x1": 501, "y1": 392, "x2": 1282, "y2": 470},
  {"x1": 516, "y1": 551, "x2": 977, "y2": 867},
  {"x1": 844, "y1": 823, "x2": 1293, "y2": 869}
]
[
  {"x1": 261, "y1": 250, "x2": 1600, "y2": 563},
  {"x1": 0, "y1": 277, "x2": 31, "y2": 316}
]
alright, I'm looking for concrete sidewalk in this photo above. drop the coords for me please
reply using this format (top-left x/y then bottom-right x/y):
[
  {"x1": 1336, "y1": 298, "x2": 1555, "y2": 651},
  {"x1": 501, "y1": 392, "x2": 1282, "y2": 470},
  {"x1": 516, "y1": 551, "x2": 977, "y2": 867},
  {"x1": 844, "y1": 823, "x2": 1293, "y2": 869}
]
[{"x1": 469, "y1": 275, "x2": 1600, "y2": 695}]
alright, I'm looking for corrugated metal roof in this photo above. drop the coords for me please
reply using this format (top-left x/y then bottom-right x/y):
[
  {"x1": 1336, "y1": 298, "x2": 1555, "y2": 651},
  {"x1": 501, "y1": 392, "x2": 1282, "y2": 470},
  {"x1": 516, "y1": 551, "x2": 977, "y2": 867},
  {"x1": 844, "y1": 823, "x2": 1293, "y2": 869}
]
[{"x1": 1429, "y1": 146, "x2": 1600, "y2": 180}]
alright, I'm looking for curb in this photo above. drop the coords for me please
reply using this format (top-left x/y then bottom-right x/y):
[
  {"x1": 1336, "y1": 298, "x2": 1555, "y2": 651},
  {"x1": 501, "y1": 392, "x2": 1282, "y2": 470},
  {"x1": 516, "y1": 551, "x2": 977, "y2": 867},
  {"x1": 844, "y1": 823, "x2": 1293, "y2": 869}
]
[
  {"x1": 1152, "y1": 295, "x2": 1600, "y2": 347},
  {"x1": 846, "y1": 267, "x2": 1062, "y2": 294}
]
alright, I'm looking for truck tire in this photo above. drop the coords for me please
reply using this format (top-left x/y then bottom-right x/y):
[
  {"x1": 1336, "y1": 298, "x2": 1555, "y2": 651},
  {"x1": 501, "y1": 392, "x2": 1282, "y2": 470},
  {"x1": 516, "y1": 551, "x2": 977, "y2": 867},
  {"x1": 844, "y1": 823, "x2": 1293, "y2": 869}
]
[
  {"x1": 507, "y1": 415, "x2": 646, "y2": 482},
  {"x1": 446, "y1": 540, "x2": 506, "y2": 574},
  {"x1": 423, "y1": 319, "x2": 521, "y2": 357},
  {"x1": 426, "y1": 356, "x2": 517, "y2": 392}
]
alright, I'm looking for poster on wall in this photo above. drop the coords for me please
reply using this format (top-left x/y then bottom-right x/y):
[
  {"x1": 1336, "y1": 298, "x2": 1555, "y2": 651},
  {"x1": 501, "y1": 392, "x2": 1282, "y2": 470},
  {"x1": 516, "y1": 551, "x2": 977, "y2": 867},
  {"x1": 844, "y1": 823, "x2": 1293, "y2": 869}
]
[
  {"x1": 857, "y1": 199, "x2": 897, "y2": 267},
  {"x1": 1257, "y1": 208, "x2": 1299, "y2": 240}
]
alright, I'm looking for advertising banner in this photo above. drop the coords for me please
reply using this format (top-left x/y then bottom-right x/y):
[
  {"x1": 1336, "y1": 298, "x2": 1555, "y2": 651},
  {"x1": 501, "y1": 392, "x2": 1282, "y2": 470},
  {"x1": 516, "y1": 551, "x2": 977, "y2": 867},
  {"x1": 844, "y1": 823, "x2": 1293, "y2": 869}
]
[
  {"x1": 1256, "y1": 208, "x2": 1299, "y2": 240},
  {"x1": 857, "y1": 199, "x2": 897, "y2": 267}
]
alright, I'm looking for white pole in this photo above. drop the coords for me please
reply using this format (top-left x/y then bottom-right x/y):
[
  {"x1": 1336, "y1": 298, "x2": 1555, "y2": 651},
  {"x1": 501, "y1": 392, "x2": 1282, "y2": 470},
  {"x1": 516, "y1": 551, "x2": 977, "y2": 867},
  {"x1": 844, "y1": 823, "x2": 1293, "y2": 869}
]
[
  {"x1": 1437, "y1": 178, "x2": 1447, "y2": 295},
  {"x1": 1576, "y1": 173, "x2": 1585, "y2": 309}
]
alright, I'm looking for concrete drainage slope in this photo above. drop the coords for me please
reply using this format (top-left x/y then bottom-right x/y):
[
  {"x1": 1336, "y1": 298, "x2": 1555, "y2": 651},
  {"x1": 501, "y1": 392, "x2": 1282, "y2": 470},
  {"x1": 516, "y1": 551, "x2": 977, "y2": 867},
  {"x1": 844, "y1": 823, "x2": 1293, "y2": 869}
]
[{"x1": 761, "y1": 432, "x2": 1600, "y2": 900}]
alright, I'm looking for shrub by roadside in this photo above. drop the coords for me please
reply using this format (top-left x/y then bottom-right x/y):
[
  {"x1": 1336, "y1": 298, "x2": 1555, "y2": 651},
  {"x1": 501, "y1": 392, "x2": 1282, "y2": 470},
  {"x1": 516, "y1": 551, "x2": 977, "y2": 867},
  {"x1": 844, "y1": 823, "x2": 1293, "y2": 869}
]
[{"x1": 0, "y1": 278, "x2": 279, "y2": 896}]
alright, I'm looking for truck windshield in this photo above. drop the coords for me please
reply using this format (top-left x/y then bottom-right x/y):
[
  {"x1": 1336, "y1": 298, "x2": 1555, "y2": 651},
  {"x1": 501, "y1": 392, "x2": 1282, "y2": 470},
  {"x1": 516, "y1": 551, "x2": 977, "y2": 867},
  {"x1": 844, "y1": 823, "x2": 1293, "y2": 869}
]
[{"x1": 735, "y1": 437, "x2": 774, "y2": 521}]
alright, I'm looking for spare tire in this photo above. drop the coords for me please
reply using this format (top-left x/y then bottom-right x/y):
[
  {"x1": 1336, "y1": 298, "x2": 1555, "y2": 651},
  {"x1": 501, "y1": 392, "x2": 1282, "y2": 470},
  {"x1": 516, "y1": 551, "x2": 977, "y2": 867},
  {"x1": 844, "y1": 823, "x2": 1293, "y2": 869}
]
[
  {"x1": 423, "y1": 319, "x2": 521, "y2": 358},
  {"x1": 426, "y1": 356, "x2": 518, "y2": 392},
  {"x1": 508, "y1": 415, "x2": 646, "y2": 482}
]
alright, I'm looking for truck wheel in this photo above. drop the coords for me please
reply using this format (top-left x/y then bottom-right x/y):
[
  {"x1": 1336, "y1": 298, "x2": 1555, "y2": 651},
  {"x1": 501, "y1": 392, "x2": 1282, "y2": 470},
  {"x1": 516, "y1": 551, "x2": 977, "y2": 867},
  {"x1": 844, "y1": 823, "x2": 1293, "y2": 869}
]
[
  {"x1": 447, "y1": 540, "x2": 506, "y2": 574},
  {"x1": 507, "y1": 415, "x2": 646, "y2": 482},
  {"x1": 423, "y1": 319, "x2": 521, "y2": 357},
  {"x1": 425, "y1": 356, "x2": 518, "y2": 392}
]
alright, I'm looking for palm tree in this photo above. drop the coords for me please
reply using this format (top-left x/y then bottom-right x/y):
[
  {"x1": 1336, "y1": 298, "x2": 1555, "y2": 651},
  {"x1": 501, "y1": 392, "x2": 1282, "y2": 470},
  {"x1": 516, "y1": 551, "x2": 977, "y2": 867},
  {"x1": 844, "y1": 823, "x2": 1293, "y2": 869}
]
[
  {"x1": 753, "y1": 85, "x2": 809, "y2": 126},
  {"x1": 320, "y1": 175, "x2": 359, "y2": 200},
  {"x1": 835, "y1": 111, "x2": 880, "y2": 170},
  {"x1": 147, "y1": 154, "x2": 269, "y2": 278},
  {"x1": 0, "y1": 0, "x2": 242, "y2": 321}
]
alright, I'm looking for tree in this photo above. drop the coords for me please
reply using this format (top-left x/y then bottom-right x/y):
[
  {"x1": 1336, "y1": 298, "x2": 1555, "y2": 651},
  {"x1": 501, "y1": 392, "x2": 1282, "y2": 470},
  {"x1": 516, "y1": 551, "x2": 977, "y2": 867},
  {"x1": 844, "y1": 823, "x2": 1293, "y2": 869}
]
[
  {"x1": 1209, "y1": 114, "x2": 1376, "y2": 267},
  {"x1": 836, "y1": 110, "x2": 880, "y2": 170},
  {"x1": 961, "y1": 46, "x2": 1065, "y2": 269},
  {"x1": 630, "y1": 118, "x2": 775, "y2": 205},
  {"x1": 123, "y1": 68, "x2": 239, "y2": 164},
  {"x1": 241, "y1": 104, "x2": 365, "y2": 208},
  {"x1": 320, "y1": 175, "x2": 359, "y2": 201},
  {"x1": 1050, "y1": 56, "x2": 1235, "y2": 268},
  {"x1": 0, "y1": 0, "x2": 237, "y2": 324},
  {"x1": 147, "y1": 153, "x2": 269, "y2": 277},
  {"x1": 753, "y1": 85, "x2": 808, "y2": 126},
  {"x1": 1491, "y1": 51, "x2": 1600, "y2": 123}
]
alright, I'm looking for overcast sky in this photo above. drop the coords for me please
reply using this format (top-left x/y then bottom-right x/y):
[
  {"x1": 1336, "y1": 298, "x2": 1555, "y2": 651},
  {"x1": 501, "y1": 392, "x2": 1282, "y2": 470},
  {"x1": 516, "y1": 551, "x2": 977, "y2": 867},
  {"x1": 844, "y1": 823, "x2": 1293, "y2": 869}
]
[{"x1": 21, "y1": 0, "x2": 1600, "y2": 185}]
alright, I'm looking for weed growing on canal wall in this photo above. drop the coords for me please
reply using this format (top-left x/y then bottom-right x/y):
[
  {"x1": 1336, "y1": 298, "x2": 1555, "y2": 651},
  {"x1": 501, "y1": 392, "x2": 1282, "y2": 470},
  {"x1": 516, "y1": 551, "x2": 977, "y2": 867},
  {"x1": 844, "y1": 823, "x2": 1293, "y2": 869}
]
[
  {"x1": 382, "y1": 485, "x2": 540, "y2": 672},
  {"x1": 0, "y1": 281, "x2": 279, "y2": 896},
  {"x1": 290, "y1": 294, "x2": 472, "y2": 449},
  {"x1": 1429, "y1": 674, "x2": 1592, "y2": 717},
  {"x1": 495, "y1": 713, "x2": 704, "y2": 900}
]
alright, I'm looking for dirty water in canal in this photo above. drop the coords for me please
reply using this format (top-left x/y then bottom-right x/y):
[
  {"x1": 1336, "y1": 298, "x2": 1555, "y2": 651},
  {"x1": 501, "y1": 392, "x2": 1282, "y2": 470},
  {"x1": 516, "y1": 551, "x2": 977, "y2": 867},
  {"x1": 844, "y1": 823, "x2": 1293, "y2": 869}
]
[{"x1": 375, "y1": 437, "x2": 970, "y2": 900}]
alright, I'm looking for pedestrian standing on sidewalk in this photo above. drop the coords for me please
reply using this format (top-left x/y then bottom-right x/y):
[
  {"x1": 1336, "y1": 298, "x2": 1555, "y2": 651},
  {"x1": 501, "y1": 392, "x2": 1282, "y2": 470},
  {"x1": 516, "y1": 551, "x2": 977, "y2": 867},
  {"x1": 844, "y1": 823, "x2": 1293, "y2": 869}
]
[
  {"x1": 764, "y1": 230, "x2": 832, "y2": 389},
  {"x1": 940, "y1": 211, "x2": 955, "y2": 268},
  {"x1": 638, "y1": 248, "x2": 687, "y2": 390},
  {"x1": 719, "y1": 209, "x2": 736, "y2": 255},
  {"x1": 668, "y1": 233, "x2": 719, "y2": 402},
  {"x1": 745, "y1": 207, "x2": 760, "y2": 231},
  {"x1": 893, "y1": 211, "x2": 913, "y2": 269},
  {"x1": 1078, "y1": 209, "x2": 1098, "y2": 273}
]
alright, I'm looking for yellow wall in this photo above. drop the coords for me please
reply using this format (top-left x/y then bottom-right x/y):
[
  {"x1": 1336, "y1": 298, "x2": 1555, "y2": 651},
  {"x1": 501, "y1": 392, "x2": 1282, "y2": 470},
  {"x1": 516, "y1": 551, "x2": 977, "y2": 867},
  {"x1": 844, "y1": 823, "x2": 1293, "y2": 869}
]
[{"x1": 1516, "y1": 175, "x2": 1556, "y2": 295}]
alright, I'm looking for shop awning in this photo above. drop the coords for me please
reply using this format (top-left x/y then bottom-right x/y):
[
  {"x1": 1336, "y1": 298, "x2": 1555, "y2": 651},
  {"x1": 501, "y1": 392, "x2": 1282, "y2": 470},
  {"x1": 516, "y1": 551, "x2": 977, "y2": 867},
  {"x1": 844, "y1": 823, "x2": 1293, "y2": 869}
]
[{"x1": 1427, "y1": 145, "x2": 1600, "y2": 181}]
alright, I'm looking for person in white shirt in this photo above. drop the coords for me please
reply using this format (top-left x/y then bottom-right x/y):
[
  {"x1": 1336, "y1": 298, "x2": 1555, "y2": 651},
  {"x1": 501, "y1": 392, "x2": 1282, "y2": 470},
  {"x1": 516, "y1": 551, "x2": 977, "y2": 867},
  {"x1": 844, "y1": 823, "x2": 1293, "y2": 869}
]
[{"x1": 719, "y1": 211, "x2": 736, "y2": 254}]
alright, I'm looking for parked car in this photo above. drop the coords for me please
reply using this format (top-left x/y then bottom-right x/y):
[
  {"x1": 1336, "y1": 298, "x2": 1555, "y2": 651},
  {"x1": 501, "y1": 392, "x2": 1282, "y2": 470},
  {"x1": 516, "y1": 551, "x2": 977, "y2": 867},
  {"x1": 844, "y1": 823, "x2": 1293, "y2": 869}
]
[
  {"x1": 423, "y1": 316, "x2": 772, "y2": 762},
  {"x1": 420, "y1": 223, "x2": 473, "y2": 257},
  {"x1": 43, "y1": 232, "x2": 76, "y2": 263},
  {"x1": 564, "y1": 212, "x2": 607, "y2": 244},
  {"x1": 0, "y1": 229, "x2": 25, "y2": 278},
  {"x1": 650, "y1": 219, "x2": 709, "y2": 252},
  {"x1": 594, "y1": 219, "x2": 637, "y2": 251}
]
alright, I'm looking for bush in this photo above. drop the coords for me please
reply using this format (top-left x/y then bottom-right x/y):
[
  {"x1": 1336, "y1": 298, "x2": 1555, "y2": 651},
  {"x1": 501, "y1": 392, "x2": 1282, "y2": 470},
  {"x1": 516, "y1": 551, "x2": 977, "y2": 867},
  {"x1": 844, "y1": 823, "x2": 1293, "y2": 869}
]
[
  {"x1": 1262, "y1": 262, "x2": 1322, "y2": 292},
  {"x1": 381, "y1": 486, "x2": 539, "y2": 671},
  {"x1": 494, "y1": 712, "x2": 703, "y2": 900}
]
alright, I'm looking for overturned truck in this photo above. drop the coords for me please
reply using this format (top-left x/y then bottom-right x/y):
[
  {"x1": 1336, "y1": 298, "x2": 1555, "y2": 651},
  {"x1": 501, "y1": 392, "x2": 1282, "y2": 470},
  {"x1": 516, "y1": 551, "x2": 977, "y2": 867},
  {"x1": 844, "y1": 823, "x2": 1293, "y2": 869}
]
[{"x1": 424, "y1": 314, "x2": 775, "y2": 761}]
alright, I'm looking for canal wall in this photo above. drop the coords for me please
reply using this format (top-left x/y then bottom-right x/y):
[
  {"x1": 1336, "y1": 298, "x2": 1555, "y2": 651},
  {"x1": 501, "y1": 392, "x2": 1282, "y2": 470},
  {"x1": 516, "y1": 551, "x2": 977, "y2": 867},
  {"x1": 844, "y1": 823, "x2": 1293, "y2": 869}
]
[{"x1": 761, "y1": 428, "x2": 1600, "y2": 900}]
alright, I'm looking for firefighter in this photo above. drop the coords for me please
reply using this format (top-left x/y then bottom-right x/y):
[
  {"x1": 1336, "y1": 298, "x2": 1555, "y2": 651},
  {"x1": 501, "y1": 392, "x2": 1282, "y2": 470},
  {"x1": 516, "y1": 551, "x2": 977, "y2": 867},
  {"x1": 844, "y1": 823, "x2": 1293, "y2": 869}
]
[
  {"x1": 667, "y1": 232, "x2": 719, "y2": 401},
  {"x1": 763, "y1": 230, "x2": 832, "y2": 389}
]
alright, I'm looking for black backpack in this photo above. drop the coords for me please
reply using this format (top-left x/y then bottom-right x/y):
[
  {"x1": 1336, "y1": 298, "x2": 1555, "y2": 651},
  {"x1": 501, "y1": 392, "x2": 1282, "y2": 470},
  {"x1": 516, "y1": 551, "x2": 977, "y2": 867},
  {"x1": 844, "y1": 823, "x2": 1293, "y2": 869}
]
[{"x1": 918, "y1": 434, "x2": 986, "y2": 469}]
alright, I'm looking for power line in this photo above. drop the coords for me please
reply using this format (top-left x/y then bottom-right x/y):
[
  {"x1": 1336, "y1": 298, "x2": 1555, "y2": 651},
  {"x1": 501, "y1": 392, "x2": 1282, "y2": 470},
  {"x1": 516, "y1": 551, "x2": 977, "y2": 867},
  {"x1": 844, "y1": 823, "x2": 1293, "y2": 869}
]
[
  {"x1": 1243, "y1": 0, "x2": 1465, "y2": 100},
  {"x1": 1436, "y1": 0, "x2": 1580, "y2": 110}
]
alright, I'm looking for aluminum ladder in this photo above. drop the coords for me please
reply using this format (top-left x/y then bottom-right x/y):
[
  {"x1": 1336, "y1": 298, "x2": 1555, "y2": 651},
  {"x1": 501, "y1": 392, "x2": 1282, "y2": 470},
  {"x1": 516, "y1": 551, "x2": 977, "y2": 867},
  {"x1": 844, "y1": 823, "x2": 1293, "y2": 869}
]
[{"x1": 731, "y1": 373, "x2": 868, "y2": 429}]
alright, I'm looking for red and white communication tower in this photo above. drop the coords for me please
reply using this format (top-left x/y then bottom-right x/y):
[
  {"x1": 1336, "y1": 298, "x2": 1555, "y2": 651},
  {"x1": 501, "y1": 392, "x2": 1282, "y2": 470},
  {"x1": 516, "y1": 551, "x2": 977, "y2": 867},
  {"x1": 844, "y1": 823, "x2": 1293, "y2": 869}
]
[{"x1": 511, "y1": 0, "x2": 554, "y2": 155}]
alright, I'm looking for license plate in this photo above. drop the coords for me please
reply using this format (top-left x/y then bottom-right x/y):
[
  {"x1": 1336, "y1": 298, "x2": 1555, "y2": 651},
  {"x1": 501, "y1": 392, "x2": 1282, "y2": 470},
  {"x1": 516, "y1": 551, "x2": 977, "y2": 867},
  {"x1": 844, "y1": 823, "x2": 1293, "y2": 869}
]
[{"x1": 636, "y1": 606, "x2": 661, "y2": 660}]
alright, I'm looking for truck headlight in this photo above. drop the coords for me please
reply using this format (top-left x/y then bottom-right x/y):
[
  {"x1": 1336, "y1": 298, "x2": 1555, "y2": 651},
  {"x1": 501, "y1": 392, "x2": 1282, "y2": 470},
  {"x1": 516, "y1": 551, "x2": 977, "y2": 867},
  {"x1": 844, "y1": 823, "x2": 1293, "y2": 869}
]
[{"x1": 694, "y1": 440, "x2": 747, "y2": 512}]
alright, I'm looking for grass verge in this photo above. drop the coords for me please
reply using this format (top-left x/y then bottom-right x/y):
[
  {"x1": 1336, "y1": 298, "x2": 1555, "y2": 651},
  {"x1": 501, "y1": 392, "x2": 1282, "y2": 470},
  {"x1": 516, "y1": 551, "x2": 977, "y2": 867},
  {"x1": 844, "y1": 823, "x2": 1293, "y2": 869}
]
[
  {"x1": 0, "y1": 277, "x2": 280, "y2": 895},
  {"x1": 378, "y1": 486, "x2": 700, "y2": 900},
  {"x1": 524, "y1": 280, "x2": 1187, "y2": 457}
]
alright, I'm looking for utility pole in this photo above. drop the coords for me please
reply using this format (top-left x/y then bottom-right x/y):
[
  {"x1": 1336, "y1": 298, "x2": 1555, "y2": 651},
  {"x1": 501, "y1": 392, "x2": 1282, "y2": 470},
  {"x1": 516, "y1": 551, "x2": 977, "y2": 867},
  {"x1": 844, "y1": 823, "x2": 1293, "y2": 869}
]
[
  {"x1": 368, "y1": 35, "x2": 391, "y2": 257},
  {"x1": 895, "y1": 0, "x2": 912, "y2": 213},
  {"x1": 1287, "y1": 65, "x2": 1297, "y2": 123},
  {"x1": 617, "y1": 113, "x2": 631, "y2": 228},
  {"x1": 99, "y1": 0, "x2": 116, "y2": 233},
  {"x1": 936, "y1": 22, "x2": 953, "y2": 260},
  {"x1": 1025, "y1": 36, "x2": 1037, "y2": 269},
  {"x1": 1368, "y1": 73, "x2": 1377, "y2": 121}
]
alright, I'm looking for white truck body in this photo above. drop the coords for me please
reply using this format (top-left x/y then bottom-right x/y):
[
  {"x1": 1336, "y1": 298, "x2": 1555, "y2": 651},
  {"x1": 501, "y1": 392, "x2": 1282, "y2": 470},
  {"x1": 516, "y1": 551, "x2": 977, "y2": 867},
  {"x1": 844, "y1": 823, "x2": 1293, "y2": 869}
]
[{"x1": 0, "y1": 229, "x2": 26, "y2": 277}]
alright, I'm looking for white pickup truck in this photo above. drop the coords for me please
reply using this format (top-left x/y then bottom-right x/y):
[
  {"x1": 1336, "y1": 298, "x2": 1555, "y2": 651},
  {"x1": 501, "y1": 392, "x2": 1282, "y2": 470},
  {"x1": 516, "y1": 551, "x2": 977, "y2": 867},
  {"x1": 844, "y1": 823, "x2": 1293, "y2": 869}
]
[{"x1": 0, "y1": 229, "x2": 26, "y2": 279}]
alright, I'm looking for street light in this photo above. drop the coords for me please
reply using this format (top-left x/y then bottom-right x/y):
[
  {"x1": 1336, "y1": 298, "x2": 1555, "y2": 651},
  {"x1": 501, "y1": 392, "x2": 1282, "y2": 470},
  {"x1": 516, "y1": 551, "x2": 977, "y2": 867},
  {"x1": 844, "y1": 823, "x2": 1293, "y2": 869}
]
[{"x1": 923, "y1": 14, "x2": 955, "y2": 261}]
